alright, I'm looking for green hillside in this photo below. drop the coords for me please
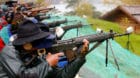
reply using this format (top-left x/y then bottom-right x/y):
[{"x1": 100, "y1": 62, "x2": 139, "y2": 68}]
[{"x1": 87, "y1": 18, "x2": 140, "y2": 56}]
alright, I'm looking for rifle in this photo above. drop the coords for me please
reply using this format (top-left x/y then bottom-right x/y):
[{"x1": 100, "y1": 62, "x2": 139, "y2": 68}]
[
  {"x1": 35, "y1": 15, "x2": 51, "y2": 21},
  {"x1": 39, "y1": 30, "x2": 131, "y2": 70},
  {"x1": 45, "y1": 30, "x2": 130, "y2": 54},
  {"x1": 49, "y1": 23, "x2": 92, "y2": 39},
  {"x1": 47, "y1": 19, "x2": 68, "y2": 27},
  {"x1": 38, "y1": 30, "x2": 130, "y2": 64},
  {"x1": 50, "y1": 23, "x2": 83, "y2": 32},
  {"x1": 29, "y1": 7, "x2": 54, "y2": 13},
  {"x1": 22, "y1": 7, "x2": 54, "y2": 17},
  {"x1": 38, "y1": 22, "x2": 84, "y2": 36},
  {"x1": 38, "y1": 13, "x2": 46, "y2": 16}
]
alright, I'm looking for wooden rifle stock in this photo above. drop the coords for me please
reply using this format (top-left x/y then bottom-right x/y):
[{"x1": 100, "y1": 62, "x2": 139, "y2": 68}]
[{"x1": 30, "y1": 7, "x2": 54, "y2": 12}]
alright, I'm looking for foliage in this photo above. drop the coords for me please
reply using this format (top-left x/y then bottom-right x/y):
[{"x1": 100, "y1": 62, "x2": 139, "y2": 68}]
[
  {"x1": 103, "y1": 0, "x2": 140, "y2": 5},
  {"x1": 35, "y1": 0, "x2": 47, "y2": 7},
  {"x1": 121, "y1": 0, "x2": 140, "y2": 5},
  {"x1": 65, "y1": 0, "x2": 81, "y2": 8},
  {"x1": 92, "y1": 11, "x2": 102, "y2": 18},
  {"x1": 65, "y1": 0, "x2": 102, "y2": 18},
  {"x1": 75, "y1": 2, "x2": 93, "y2": 17},
  {"x1": 36, "y1": 0, "x2": 44, "y2": 4},
  {"x1": 64, "y1": 11, "x2": 76, "y2": 15},
  {"x1": 18, "y1": 0, "x2": 26, "y2": 4},
  {"x1": 87, "y1": 18, "x2": 140, "y2": 55}
]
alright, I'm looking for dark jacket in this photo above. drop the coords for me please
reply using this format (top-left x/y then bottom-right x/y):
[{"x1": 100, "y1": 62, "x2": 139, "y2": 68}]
[{"x1": 0, "y1": 45, "x2": 85, "y2": 78}]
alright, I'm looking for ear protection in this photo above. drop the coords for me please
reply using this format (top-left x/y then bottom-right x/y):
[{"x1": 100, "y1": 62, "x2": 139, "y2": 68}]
[
  {"x1": 37, "y1": 48, "x2": 46, "y2": 56},
  {"x1": 23, "y1": 42, "x2": 46, "y2": 56},
  {"x1": 23, "y1": 43, "x2": 33, "y2": 51}
]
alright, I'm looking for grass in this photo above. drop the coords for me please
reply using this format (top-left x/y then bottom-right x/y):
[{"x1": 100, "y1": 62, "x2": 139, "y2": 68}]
[{"x1": 87, "y1": 18, "x2": 140, "y2": 56}]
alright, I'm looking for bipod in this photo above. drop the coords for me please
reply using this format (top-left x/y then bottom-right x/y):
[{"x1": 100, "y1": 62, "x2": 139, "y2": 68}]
[
  {"x1": 106, "y1": 40, "x2": 120, "y2": 71},
  {"x1": 126, "y1": 34, "x2": 135, "y2": 52},
  {"x1": 76, "y1": 22, "x2": 82, "y2": 37},
  {"x1": 105, "y1": 39, "x2": 109, "y2": 67}
]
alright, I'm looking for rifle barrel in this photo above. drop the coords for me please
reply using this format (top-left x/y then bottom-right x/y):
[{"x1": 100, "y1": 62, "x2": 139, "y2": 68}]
[
  {"x1": 47, "y1": 19, "x2": 67, "y2": 27},
  {"x1": 49, "y1": 23, "x2": 82, "y2": 33},
  {"x1": 62, "y1": 23, "x2": 82, "y2": 31}
]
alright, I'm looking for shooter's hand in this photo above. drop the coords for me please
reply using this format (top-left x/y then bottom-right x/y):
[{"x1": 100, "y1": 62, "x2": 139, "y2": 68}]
[
  {"x1": 46, "y1": 52, "x2": 64, "y2": 67},
  {"x1": 79, "y1": 39, "x2": 89, "y2": 57}
]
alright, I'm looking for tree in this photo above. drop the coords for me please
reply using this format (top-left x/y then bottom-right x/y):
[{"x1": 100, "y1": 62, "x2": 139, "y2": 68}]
[
  {"x1": 65, "y1": 0, "x2": 81, "y2": 8},
  {"x1": 18, "y1": 0, "x2": 26, "y2": 4},
  {"x1": 121, "y1": 0, "x2": 140, "y2": 5},
  {"x1": 103, "y1": 0, "x2": 140, "y2": 5},
  {"x1": 75, "y1": 1, "x2": 93, "y2": 17},
  {"x1": 93, "y1": 11, "x2": 102, "y2": 18},
  {"x1": 65, "y1": 0, "x2": 102, "y2": 18},
  {"x1": 35, "y1": 0, "x2": 47, "y2": 7}
]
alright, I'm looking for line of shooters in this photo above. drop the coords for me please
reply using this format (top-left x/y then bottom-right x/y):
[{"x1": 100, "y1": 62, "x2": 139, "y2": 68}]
[
  {"x1": 0, "y1": 1, "x2": 133, "y2": 78},
  {"x1": 0, "y1": 1, "x2": 92, "y2": 78},
  {"x1": 0, "y1": 0, "x2": 90, "y2": 48}
]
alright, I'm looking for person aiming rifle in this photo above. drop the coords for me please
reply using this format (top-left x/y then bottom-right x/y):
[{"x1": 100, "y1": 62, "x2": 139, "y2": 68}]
[
  {"x1": 35, "y1": 27, "x2": 133, "y2": 66},
  {"x1": 0, "y1": 20, "x2": 89, "y2": 78}
]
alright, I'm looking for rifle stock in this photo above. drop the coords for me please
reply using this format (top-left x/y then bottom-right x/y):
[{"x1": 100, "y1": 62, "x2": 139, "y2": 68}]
[
  {"x1": 22, "y1": 7, "x2": 54, "y2": 16},
  {"x1": 30, "y1": 7, "x2": 54, "y2": 12}
]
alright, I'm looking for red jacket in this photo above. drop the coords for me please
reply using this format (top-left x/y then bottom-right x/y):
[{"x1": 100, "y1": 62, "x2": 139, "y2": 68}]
[
  {"x1": 0, "y1": 38, "x2": 5, "y2": 51},
  {"x1": 0, "y1": 17, "x2": 8, "y2": 28}
]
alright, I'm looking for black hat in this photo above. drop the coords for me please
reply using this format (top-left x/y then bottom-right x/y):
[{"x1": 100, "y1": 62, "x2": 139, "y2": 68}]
[
  {"x1": 36, "y1": 22, "x2": 50, "y2": 32},
  {"x1": 13, "y1": 20, "x2": 50, "y2": 45}
]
